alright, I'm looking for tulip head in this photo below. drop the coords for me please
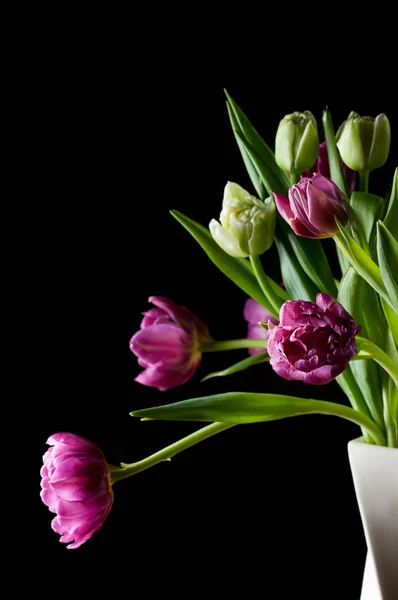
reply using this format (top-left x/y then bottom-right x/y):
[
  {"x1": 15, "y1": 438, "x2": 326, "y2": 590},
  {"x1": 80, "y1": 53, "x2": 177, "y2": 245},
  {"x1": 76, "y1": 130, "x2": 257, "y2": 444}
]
[
  {"x1": 336, "y1": 111, "x2": 391, "y2": 172},
  {"x1": 273, "y1": 174, "x2": 349, "y2": 239},
  {"x1": 267, "y1": 294, "x2": 361, "y2": 384},
  {"x1": 275, "y1": 111, "x2": 319, "y2": 175},
  {"x1": 40, "y1": 433, "x2": 114, "y2": 549},
  {"x1": 209, "y1": 182, "x2": 276, "y2": 257},
  {"x1": 130, "y1": 296, "x2": 210, "y2": 391}
]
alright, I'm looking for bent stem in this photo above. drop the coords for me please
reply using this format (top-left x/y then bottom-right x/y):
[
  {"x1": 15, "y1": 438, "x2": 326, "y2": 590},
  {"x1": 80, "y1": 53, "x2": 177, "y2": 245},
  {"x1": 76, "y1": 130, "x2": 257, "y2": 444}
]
[
  {"x1": 249, "y1": 255, "x2": 280, "y2": 317},
  {"x1": 110, "y1": 422, "x2": 233, "y2": 483},
  {"x1": 200, "y1": 339, "x2": 267, "y2": 352}
]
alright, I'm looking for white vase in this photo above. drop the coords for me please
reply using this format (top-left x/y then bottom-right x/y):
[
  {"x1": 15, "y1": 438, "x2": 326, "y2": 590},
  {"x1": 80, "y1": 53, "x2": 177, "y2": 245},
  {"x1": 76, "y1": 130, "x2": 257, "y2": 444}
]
[{"x1": 348, "y1": 437, "x2": 398, "y2": 600}]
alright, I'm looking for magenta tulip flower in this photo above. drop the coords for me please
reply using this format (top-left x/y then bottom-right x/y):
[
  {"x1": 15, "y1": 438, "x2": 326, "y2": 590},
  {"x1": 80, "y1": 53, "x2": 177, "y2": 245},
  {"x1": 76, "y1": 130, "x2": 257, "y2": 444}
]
[
  {"x1": 130, "y1": 296, "x2": 211, "y2": 391},
  {"x1": 244, "y1": 298, "x2": 278, "y2": 355},
  {"x1": 267, "y1": 294, "x2": 361, "y2": 385},
  {"x1": 40, "y1": 433, "x2": 113, "y2": 549},
  {"x1": 302, "y1": 141, "x2": 356, "y2": 192},
  {"x1": 273, "y1": 174, "x2": 349, "y2": 238}
]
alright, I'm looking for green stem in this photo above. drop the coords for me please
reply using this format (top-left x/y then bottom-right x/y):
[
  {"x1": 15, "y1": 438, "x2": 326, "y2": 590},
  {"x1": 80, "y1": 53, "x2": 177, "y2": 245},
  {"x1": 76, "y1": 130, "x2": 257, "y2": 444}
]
[
  {"x1": 355, "y1": 336, "x2": 398, "y2": 388},
  {"x1": 110, "y1": 422, "x2": 233, "y2": 483},
  {"x1": 290, "y1": 172, "x2": 299, "y2": 185},
  {"x1": 313, "y1": 400, "x2": 386, "y2": 446},
  {"x1": 249, "y1": 255, "x2": 280, "y2": 317},
  {"x1": 200, "y1": 339, "x2": 267, "y2": 352},
  {"x1": 359, "y1": 171, "x2": 369, "y2": 193}
]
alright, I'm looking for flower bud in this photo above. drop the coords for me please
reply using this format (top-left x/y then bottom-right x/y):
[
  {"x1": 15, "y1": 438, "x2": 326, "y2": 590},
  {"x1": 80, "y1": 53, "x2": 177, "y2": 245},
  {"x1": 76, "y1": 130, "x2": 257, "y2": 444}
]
[
  {"x1": 273, "y1": 174, "x2": 349, "y2": 239},
  {"x1": 275, "y1": 111, "x2": 319, "y2": 174},
  {"x1": 336, "y1": 111, "x2": 391, "y2": 172},
  {"x1": 209, "y1": 182, "x2": 276, "y2": 257}
]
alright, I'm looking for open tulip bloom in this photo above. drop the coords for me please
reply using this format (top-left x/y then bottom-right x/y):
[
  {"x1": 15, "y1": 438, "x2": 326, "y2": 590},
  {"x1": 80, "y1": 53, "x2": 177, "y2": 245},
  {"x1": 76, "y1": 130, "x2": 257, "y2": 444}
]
[{"x1": 41, "y1": 91, "x2": 397, "y2": 550}]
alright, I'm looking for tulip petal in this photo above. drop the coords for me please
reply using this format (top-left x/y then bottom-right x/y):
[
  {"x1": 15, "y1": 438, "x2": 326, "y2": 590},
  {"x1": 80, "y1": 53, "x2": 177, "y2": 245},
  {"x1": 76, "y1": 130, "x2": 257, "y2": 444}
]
[
  {"x1": 209, "y1": 219, "x2": 248, "y2": 257},
  {"x1": 273, "y1": 193, "x2": 294, "y2": 223},
  {"x1": 130, "y1": 324, "x2": 193, "y2": 364}
]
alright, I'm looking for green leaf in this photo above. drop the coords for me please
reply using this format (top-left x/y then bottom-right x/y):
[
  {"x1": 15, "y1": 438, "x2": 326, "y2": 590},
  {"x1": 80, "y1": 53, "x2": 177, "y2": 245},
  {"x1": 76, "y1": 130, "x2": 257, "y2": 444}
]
[
  {"x1": 337, "y1": 267, "x2": 384, "y2": 428},
  {"x1": 383, "y1": 167, "x2": 397, "y2": 240},
  {"x1": 350, "y1": 192, "x2": 384, "y2": 247},
  {"x1": 130, "y1": 392, "x2": 386, "y2": 445},
  {"x1": 170, "y1": 210, "x2": 273, "y2": 311},
  {"x1": 322, "y1": 107, "x2": 349, "y2": 196},
  {"x1": 381, "y1": 298, "x2": 398, "y2": 350},
  {"x1": 236, "y1": 132, "x2": 286, "y2": 196},
  {"x1": 334, "y1": 219, "x2": 396, "y2": 312},
  {"x1": 274, "y1": 225, "x2": 318, "y2": 301},
  {"x1": 201, "y1": 352, "x2": 269, "y2": 382},
  {"x1": 224, "y1": 90, "x2": 290, "y2": 192},
  {"x1": 279, "y1": 219, "x2": 338, "y2": 297},
  {"x1": 376, "y1": 221, "x2": 398, "y2": 308},
  {"x1": 226, "y1": 102, "x2": 265, "y2": 199}
]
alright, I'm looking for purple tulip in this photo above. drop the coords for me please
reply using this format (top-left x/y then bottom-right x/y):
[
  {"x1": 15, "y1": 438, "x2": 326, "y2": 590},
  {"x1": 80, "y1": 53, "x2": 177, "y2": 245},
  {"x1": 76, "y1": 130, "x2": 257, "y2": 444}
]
[
  {"x1": 244, "y1": 298, "x2": 278, "y2": 355},
  {"x1": 302, "y1": 141, "x2": 357, "y2": 192},
  {"x1": 267, "y1": 294, "x2": 361, "y2": 385},
  {"x1": 40, "y1": 433, "x2": 113, "y2": 549},
  {"x1": 130, "y1": 296, "x2": 211, "y2": 391},
  {"x1": 273, "y1": 173, "x2": 349, "y2": 238}
]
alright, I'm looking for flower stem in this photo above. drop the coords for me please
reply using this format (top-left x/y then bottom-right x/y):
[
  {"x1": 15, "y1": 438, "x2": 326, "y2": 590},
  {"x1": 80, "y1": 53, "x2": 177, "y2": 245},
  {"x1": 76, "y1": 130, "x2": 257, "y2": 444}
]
[
  {"x1": 200, "y1": 339, "x2": 267, "y2": 352},
  {"x1": 290, "y1": 172, "x2": 299, "y2": 185},
  {"x1": 315, "y1": 400, "x2": 387, "y2": 446},
  {"x1": 110, "y1": 422, "x2": 233, "y2": 483},
  {"x1": 359, "y1": 170, "x2": 369, "y2": 193},
  {"x1": 249, "y1": 255, "x2": 280, "y2": 317}
]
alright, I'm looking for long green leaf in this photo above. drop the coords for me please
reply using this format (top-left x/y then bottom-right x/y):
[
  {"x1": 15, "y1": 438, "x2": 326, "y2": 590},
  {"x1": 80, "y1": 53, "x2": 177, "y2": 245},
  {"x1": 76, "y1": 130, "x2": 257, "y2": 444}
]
[
  {"x1": 131, "y1": 392, "x2": 385, "y2": 444},
  {"x1": 350, "y1": 192, "x2": 384, "y2": 247},
  {"x1": 334, "y1": 219, "x2": 396, "y2": 311},
  {"x1": 236, "y1": 132, "x2": 286, "y2": 196},
  {"x1": 279, "y1": 219, "x2": 338, "y2": 297},
  {"x1": 381, "y1": 298, "x2": 398, "y2": 349},
  {"x1": 274, "y1": 226, "x2": 318, "y2": 301},
  {"x1": 377, "y1": 221, "x2": 398, "y2": 308},
  {"x1": 383, "y1": 167, "x2": 397, "y2": 240},
  {"x1": 337, "y1": 267, "x2": 384, "y2": 429},
  {"x1": 224, "y1": 90, "x2": 290, "y2": 192},
  {"x1": 170, "y1": 210, "x2": 272, "y2": 310},
  {"x1": 201, "y1": 352, "x2": 269, "y2": 382},
  {"x1": 226, "y1": 102, "x2": 265, "y2": 199},
  {"x1": 322, "y1": 107, "x2": 348, "y2": 196}
]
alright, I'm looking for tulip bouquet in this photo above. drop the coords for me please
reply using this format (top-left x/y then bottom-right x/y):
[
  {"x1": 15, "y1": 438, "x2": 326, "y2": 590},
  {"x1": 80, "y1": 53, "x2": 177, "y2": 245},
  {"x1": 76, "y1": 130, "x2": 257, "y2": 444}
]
[{"x1": 41, "y1": 92, "x2": 397, "y2": 551}]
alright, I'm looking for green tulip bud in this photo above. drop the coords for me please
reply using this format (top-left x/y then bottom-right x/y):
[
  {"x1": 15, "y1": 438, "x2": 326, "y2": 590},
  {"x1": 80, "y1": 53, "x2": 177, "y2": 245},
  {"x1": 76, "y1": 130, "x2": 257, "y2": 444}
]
[
  {"x1": 209, "y1": 182, "x2": 276, "y2": 257},
  {"x1": 275, "y1": 111, "x2": 319, "y2": 175},
  {"x1": 336, "y1": 111, "x2": 391, "y2": 172}
]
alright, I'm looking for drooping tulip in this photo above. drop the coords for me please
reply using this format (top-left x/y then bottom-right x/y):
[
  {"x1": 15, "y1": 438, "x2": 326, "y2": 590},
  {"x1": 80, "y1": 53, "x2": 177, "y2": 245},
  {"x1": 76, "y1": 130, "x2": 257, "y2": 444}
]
[
  {"x1": 130, "y1": 296, "x2": 211, "y2": 391},
  {"x1": 40, "y1": 433, "x2": 114, "y2": 549}
]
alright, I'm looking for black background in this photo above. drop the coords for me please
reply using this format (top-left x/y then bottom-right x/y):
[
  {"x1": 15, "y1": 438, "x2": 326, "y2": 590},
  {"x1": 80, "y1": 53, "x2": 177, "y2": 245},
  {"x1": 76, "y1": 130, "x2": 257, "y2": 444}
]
[{"x1": 26, "y1": 32, "x2": 397, "y2": 598}]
